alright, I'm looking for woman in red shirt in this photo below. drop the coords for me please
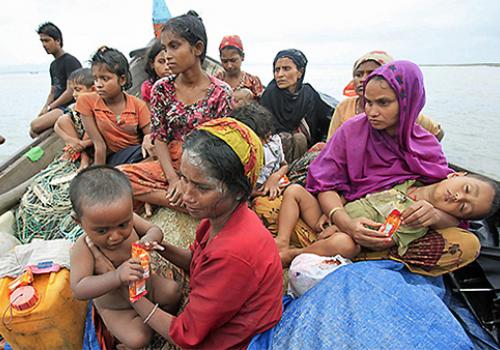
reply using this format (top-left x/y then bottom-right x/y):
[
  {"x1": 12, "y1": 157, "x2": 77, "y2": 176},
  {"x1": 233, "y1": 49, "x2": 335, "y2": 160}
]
[{"x1": 89, "y1": 117, "x2": 283, "y2": 349}]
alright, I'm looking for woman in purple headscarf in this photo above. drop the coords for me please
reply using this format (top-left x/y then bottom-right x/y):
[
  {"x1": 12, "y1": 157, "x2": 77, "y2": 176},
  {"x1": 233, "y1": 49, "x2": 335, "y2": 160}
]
[{"x1": 304, "y1": 60, "x2": 479, "y2": 275}]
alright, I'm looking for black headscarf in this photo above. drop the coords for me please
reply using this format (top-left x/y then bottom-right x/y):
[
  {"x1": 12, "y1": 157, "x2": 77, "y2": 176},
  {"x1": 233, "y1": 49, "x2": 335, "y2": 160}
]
[{"x1": 260, "y1": 49, "x2": 332, "y2": 144}]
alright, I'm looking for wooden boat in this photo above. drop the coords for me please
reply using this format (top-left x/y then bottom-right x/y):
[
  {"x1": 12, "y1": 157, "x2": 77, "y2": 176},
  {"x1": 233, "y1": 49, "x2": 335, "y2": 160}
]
[{"x1": 1, "y1": 41, "x2": 499, "y2": 347}]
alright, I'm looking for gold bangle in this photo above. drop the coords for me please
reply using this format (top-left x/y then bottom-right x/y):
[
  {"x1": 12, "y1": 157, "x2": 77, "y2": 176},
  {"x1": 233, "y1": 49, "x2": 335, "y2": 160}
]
[
  {"x1": 143, "y1": 303, "x2": 159, "y2": 324},
  {"x1": 328, "y1": 207, "x2": 343, "y2": 226}
]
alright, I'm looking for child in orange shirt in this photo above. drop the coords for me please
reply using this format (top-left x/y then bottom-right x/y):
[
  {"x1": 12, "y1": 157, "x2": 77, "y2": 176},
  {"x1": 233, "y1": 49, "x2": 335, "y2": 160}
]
[
  {"x1": 54, "y1": 68, "x2": 95, "y2": 170},
  {"x1": 76, "y1": 46, "x2": 153, "y2": 166}
]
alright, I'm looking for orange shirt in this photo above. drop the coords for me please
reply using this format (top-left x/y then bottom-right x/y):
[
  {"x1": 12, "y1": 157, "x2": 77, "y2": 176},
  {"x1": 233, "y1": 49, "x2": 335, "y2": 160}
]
[{"x1": 76, "y1": 93, "x2": 150, "y2": 153}]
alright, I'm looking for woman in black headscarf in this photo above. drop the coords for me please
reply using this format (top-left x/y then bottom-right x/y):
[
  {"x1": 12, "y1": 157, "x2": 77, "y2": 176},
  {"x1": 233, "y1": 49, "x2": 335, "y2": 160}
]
[{"x1": 260, "y1": 49, "x2": 333, "y2": 162}]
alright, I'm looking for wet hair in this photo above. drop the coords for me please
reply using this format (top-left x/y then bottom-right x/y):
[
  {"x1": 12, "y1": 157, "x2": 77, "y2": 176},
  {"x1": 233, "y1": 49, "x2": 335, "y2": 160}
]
[
  {"x1": 468, "y1": 174, "x2": 500, "y2": 219},
  {"x1": 90, "y1": 46, "x2": 132, "y2": 90},
  {"x1": 183, "y1": 129, "x2": 251, "y2": 202},
  {"x1": 68, "y1": 68, "x2": 94, "y2": 88},
  {"x1": 162, "y1": 10, "x2": 207, "y2": 63},
  {"x1": 37, "y1": 22, "x2": 63, "y2": 47},
  {"x1": 69, "y1": 165, "x2": 133, "y2": 218},
  {"x1": 144, "y1": 40, "x2": 165, "y2": 81},
  {"x1": 232, "y1": 103, "x2": 275, "y2": 140}
]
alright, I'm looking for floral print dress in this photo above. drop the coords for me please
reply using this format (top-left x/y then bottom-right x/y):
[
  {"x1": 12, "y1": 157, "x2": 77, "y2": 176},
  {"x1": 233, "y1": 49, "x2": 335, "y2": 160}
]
[{"x1": 119, "y1": 75, "x2": 232, "y2": 197}]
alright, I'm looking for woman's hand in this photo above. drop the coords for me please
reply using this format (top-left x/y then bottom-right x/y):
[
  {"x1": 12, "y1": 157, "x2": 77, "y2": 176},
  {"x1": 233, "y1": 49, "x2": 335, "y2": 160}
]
[
  {"x1": 343, "y1": 217, "x2": 393, "y2": 251},
  {"x1": 314, "y1": 214, "x2": 330, "y2": 233},
  {"x1": 401, "y1": 200, "x2": 439, "y2": 228},
  {"x1": 85, "y1": 236, "x2": 115, "y2": 275},
  {"x1": 166, "y1": 177, "x2": 185, "y2": 207},
  {"x1": 141, "y1": 134, "x2": 156, "y2": 159},
  {"x1": 139, "y1": 235, "x2": 165, "y2": 252}
]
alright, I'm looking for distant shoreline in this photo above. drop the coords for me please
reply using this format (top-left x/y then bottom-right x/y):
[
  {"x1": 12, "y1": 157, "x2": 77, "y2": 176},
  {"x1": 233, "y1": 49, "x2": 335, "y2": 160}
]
[{"x1": 421, "y1": 63, "x2": 500, "y2": 67}]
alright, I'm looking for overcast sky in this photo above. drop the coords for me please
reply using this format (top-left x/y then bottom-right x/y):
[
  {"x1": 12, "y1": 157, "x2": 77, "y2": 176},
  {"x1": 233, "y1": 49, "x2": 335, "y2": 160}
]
[{"x1": 0, "y1": 0, "x2": 499, "y2": 69}]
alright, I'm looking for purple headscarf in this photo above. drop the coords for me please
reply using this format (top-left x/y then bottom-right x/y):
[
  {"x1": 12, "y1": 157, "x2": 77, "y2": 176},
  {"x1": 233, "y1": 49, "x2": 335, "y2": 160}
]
[{"x1": 306, "y1": 60, "x2": 451, "y2": 201}]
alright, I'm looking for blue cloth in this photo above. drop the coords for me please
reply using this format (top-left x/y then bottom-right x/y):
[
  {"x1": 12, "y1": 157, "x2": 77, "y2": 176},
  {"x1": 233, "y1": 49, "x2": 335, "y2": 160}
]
[
  {"x1": 82, "y1": 301, "x2": 101, "y2": 350},
  {"x1": 250, "y1": 260, "x2": 475, "y2": 350},
  {"x1": 106, "y1": 144, "x2": 143, "y2": 167}
]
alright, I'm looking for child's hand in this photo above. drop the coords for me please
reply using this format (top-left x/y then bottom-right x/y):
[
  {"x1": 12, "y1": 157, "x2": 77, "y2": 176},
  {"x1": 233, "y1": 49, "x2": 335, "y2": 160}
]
[
  {"x1": 141, "y1": 134, "x2": 156, "y2": 159},
  {"x1": 314, "y1": 214, "x2": 330, "y2": 233},
  {"x1": 401, "y1": 200, "x2": 438, "y2": 228},
  {"x1": 116, "y1": 258, "x2": 144, "y2": 284},
  {"x1": 262, "y1": 174, "x2": 281, "y2": 200}
]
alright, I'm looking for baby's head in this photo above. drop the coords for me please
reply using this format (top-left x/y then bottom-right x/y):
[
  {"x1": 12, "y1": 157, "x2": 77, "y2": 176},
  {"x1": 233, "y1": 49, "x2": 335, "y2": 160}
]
[
  {"x1": 232, "y1": 102, "x2": 275, "y2": 143},
  {"x1": 431, "y1": 172, "x2": 499, "y2": 220},
  {"x1": 70, "y1": 165, "x2": 134, "y2": 250},
  {"x1": 231, "y1": 88, "x2": 254, "y2": 109},
  {"x1": 68, "y1": 68, "x2": 95, "y2": 101}
]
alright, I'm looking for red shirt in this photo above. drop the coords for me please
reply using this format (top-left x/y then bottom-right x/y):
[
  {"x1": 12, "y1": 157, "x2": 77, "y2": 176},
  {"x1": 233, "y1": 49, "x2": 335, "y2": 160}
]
[{"x1": 169, "y1": 203, "x2": 283, "y2": 349}]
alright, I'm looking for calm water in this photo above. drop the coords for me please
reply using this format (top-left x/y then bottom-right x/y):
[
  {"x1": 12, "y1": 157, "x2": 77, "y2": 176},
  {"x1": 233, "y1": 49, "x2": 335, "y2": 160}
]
[{"x1": 1, "y1": 65, "x2": 499, "y2": 180}]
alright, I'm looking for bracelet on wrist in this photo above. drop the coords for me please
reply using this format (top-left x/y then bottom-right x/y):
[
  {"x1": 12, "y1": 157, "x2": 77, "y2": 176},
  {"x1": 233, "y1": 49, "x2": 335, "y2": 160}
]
[
  {"x1": 143, "y1": 303, "x2": 159, "y2": 324},
  {"x1": 328, "y1": 207, "x2": 344, "y2": 226}
]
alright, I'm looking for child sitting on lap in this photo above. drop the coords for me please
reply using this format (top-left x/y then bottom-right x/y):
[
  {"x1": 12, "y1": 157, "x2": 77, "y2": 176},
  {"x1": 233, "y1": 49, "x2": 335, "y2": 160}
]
[
  {"x1": 276, "y1": 173, "x2": 500, "y2": 266},
  {"x1": 54, "y1": 68, "x2": 95, "y2": 170},
  {"x1": 69, "y1": 165, "x2": 180, "y2": 349},
  {"x1": 233, "y1": 103, "x2": 289, "y2": 200}
]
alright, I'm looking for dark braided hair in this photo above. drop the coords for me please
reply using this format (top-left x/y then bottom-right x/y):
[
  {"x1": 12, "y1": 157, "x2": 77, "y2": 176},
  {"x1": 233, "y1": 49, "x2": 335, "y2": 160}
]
[{"x1": 162, "y1": 10, "x2": 207, "y2": 63}]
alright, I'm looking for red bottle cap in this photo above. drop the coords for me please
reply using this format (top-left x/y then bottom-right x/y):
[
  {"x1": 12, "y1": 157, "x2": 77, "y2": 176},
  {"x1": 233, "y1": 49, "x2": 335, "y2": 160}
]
[{"x1": 10, "y1": 285, "x2": 39, "y2": 311}]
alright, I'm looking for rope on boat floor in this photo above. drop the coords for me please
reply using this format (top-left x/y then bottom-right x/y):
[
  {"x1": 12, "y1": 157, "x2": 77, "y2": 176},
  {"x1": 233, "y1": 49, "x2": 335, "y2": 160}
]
[{"x1": 15, "y1": 158, "x2": 83, "y2": 243}]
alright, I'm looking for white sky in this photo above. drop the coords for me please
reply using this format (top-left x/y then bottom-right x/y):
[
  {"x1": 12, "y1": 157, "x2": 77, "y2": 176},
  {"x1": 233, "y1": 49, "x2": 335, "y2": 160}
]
[{"x1": 0, "y1": 0, "x2": 499, "y2": 68}]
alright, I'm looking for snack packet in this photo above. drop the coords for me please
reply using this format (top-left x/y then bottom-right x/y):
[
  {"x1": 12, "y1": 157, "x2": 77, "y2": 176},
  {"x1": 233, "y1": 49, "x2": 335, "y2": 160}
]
[
  {"x1": 129, "y1": 243, "x2": 150, "y2": 303},
  {"x1": 379, "y1": 209, "x2": 402, "y2": 237}
]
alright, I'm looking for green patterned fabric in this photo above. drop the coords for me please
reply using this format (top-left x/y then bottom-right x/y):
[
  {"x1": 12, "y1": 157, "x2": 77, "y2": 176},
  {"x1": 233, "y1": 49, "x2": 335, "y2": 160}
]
[{"x1": 345, "y1": 180, "x2": 427, "y2": 255}]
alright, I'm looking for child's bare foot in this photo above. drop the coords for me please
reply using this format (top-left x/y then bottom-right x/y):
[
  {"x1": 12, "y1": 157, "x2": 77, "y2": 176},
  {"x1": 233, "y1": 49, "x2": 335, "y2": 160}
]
[
  {"x1": 280, "y1": 248, "x2": 301, "y2": 267},
  {"x1": 317, "y1": 225, "x2": 338, "y2": 240},
  {"x1": 78, "y1": 154, "x2": 91, "y2": 172}
]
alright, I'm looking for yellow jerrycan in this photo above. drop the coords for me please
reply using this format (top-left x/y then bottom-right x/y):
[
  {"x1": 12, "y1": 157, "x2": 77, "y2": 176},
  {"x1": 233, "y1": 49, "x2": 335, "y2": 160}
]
[{"x1": 0, "y1": 268, "x2": 88, "y2": 350}]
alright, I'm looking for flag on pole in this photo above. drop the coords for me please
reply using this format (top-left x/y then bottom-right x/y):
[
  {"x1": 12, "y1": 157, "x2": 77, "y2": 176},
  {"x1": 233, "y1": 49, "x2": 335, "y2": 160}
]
[{"x1": 152, "y1": 0, "x2": 172, "y2": 38}]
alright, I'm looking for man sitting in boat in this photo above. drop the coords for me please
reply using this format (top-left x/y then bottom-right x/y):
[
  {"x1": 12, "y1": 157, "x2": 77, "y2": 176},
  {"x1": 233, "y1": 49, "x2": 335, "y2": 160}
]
[{"x1": 30, "y1": 22, "x2": 82, "y2": 138}]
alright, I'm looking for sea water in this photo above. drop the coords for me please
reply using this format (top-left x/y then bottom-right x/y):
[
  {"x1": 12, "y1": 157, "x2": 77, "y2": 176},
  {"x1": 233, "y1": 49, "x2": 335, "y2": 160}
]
[{"x1": 0, "y1": 64, "x2": 499, "y2": 180}]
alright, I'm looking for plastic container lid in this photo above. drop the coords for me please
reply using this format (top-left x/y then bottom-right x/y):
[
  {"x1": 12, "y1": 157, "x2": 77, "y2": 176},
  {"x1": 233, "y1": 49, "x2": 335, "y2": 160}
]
[{"x1": 10, "y1": 285, "x2": 39, "y2": 311}]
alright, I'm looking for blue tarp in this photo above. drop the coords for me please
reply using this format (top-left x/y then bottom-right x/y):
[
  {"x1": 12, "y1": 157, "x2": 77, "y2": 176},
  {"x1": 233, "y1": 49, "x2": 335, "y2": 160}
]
[{"x1": 250, "y1": 260, "x2": 488, "y2": 350}]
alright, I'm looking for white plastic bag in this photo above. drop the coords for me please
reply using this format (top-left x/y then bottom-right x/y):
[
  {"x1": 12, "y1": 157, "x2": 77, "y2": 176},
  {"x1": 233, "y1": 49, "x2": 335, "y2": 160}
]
[
  {"x1": 288, "y1": 253, "x2": 351, "y2": 297},
  {"x1": 0, "y1": 210, "x2": 19, "y2": 256}
]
